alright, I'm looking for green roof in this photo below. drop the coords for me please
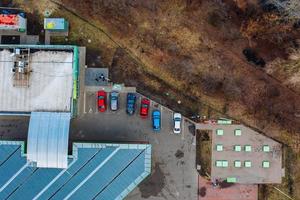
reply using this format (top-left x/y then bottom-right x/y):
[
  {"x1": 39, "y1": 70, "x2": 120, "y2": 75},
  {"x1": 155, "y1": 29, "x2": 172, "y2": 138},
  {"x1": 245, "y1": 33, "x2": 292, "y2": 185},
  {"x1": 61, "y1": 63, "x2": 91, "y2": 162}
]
[
  {"x1": 244, "y1": 145, "x2": 252, "y2": 152},
  {"x1": 217, "y1": 119, "x2": 232, "y2": 124},
  {"x1": 216, "y1": 129, "x2": 224, "y2": 136},
  {"x1": 244, "y1": 160, "x2": 252, "y2": 168},
  {"x1": 263, "y1": 145, "x2": 270, "y2": 152},
  {"x1": 234, "y1": 160, "x2": 241, "y2": 168},
  {"x1": 262, "y1": 161, "x2": 270, "y2": 168},
  {"x1": 216, "y1": 144, "x2": 223, "y2": 151},
  {"x1": 216, "y1": 160, "x2": 223, "y2": 167},
  {"x1": 227, "y1": 177, "x2": 237, "y2": 183},
  {"x1": 234, "y1": 129, "x2": 242, "y2": 136},
  {"x1": 216, "y1": 160, "x2": 228, "y2": 167},
  {"x1": 234, "y1": 145, "x2": 241, "y2": 152},
  {"x1": 222, "y1": 160, "x2": 228, "y2": 167}
]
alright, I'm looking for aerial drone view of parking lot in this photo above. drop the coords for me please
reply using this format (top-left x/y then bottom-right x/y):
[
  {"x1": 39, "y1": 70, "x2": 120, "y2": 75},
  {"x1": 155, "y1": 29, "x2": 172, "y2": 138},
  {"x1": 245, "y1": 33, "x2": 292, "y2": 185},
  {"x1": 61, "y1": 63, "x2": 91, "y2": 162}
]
[{"x1": 0, "y1": 0, "x2": 300, "y2": 200}]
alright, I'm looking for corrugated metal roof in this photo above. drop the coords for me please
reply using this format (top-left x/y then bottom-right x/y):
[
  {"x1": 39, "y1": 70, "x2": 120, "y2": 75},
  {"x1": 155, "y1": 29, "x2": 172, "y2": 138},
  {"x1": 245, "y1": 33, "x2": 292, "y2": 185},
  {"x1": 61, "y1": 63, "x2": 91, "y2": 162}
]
[
  {"x1": 0, "y1": 141, "x2": 151, "y2": 200},
  {"x1": 27, "y1": 112, "x2": 70, "y2": 169}
]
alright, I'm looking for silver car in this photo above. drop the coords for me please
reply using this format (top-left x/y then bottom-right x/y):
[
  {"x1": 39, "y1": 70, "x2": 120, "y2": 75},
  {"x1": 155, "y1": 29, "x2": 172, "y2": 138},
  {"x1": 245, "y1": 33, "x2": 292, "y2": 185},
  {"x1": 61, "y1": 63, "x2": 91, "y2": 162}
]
[
  {"x1": 110, "y1": 91, "x2": 119, "y2": 111},
  {"x1": 173, "y1": 113, "x2": 182, "y2": 134}
]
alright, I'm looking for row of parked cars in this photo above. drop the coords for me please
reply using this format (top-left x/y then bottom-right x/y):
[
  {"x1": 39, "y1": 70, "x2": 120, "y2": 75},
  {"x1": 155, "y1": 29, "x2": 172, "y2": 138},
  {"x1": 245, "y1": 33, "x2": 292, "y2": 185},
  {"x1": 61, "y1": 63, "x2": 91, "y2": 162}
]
[{"x1": 97, "y1": 90, "x2": 182, "y2": 133}]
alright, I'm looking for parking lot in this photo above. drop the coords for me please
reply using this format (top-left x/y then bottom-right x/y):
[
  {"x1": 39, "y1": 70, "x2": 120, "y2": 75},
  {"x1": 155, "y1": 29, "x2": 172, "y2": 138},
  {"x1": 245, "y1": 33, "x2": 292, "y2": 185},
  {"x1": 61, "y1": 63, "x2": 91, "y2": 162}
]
[{"x1": 70, "y1": 89, "x2": 198, "y2": 200}]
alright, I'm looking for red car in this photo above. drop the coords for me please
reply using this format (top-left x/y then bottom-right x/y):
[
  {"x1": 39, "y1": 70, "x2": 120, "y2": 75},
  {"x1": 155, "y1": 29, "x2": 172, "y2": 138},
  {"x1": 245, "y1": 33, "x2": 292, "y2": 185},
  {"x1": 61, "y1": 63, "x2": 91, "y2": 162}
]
[
  {"x1": 140, "y1": 98, "x2": 150, "y2": 118},
  {"x1": 97, "y1": 90, "x2": 107, "y2": 112}
]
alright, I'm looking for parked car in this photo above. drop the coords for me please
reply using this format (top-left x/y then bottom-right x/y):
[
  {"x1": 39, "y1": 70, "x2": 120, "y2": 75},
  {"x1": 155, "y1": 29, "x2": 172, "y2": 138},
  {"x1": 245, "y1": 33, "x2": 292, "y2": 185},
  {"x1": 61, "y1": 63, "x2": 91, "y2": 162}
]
[
  {"x1": 126, "y1": 93, "x2": 136, "y2": 115},
  {"x1": 140, "y1": 98, "x2": 150, "y2": 118},
  {"x1": 173, "y1": 113, "x2": 182, "y2": 134},
  {"x1": 97, "y1": 90, "x2": 107, "y2": 112},
  {"x1": 110, "y1": 91, "x2": 119, "y2": 111},
  {"x1": 152, "y1": 110, "x2": 161, "y2": 131}
]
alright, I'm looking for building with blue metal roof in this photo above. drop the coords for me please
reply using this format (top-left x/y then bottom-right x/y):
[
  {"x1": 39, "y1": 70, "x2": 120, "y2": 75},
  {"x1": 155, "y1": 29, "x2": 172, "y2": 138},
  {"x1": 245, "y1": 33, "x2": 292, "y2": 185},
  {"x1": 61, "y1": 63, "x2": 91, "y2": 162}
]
[{"x1": 0, "y1": 141, "x2": 151, "y2": 200}]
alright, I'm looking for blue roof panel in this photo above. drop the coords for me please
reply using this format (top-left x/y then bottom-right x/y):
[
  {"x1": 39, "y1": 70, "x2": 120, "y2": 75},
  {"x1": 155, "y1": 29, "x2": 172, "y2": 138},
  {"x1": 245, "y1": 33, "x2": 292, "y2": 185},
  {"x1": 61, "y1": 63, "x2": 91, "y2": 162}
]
[
  {"x1": 0, "y1": 142, "x2": 151, "y2": 200},
  {"x1": 0, "y1": 145, "x2": 19, "y2": 165},
  {"x1": 0, "y1": 147, "x2": 27, "y2": 187}
]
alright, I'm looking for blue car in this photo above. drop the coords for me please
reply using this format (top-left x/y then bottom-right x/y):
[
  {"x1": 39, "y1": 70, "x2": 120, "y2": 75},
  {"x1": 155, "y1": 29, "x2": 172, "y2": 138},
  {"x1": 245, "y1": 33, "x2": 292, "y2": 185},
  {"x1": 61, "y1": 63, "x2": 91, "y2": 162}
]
[
  {"x1": 152, "y1": 110, "x2": 161, "y2": 131},
  {"x1": 126, "y1": 93, "x2": 136, "y2": 115}
]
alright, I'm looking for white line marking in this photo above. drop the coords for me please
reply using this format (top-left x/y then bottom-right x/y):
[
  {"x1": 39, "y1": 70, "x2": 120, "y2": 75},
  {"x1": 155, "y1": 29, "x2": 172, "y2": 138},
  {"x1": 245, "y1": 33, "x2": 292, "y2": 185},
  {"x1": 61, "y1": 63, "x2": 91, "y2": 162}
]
[
  {"x1": 181, "y1": 120, "x2": 185, "y2": 140},
  {"x1": 83, "y1": 92, "x2": 86, "y2": 114},
  {"x1": 160, "y1": 106, "x2": 163, "y2": 130},
  {"x1": 0, "y1": 163, "x2": 29, "y2": 192},
  {"x1": 33, "y1": 160, "x2": 77, "y2": 200},
  {"x1": 63, "y1": 148, "x2": 120, "y2": 200}
]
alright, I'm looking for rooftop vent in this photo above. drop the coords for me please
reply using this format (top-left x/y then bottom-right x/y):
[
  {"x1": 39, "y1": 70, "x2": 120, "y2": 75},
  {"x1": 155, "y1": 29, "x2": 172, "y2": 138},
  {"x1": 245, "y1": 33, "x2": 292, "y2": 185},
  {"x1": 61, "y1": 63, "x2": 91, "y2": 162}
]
[{"x1": 12, "y1": 48, "x2": 31, "y2": 87}]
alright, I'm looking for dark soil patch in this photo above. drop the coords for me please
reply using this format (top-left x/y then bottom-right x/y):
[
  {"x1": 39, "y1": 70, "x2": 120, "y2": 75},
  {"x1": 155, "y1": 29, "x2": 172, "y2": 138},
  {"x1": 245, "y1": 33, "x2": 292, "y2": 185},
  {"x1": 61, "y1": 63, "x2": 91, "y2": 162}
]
[
  {"x1": 175, "y1": 149, "x2": 184, "y2": 159},
  {"x1": 86, "y1": 48, "x2": 105, "y2": 68},
  {"x1": 243, "y1": 48, "x2": 266, "y2": 67},
  {"x1": 196, "y1": 130, "x2": 211, "y2": 176},
  {"x1": 0, "y1": 0, "x2": 13, "y2": 7},
  {"x1": 199, "y1": 186, "x2": 207, "y2": 197},
  {"x1": 188, "y1": 124, "x2": 196, "y2": 136},
  {"x1": 26, "y1": 12, "x2": 43, "y2": 36},
  {"x1": 219, "y1": 180, "x2": 234, "y2": 188},
  {"x1": 138, "y1": 163, "x2": 165, "y2": 198},
  {"x1": 1, "y1": 35, "x2": 20, "y2": 44}
]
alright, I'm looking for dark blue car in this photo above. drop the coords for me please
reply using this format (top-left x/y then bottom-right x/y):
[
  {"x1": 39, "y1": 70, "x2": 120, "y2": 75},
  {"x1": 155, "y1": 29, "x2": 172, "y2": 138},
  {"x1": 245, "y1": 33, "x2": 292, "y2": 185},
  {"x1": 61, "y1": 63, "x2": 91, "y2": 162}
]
[
  {"x1": 152, "y1": 110, "x2": 161, "y2": 131},
  {"x1": 126, "y1": 93, "x2": 136, "y2": 115}
]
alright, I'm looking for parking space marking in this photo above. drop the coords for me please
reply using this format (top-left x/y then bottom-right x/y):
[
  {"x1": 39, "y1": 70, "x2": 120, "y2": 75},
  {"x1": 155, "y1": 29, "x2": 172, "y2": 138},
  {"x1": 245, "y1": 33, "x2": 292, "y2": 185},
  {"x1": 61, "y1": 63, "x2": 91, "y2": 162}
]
[
  {"x1": 83, "y1": 92, "x2": 86, "y2": 114},
  {"x1": 181, "y1": 120, "x2": 185, "y2": 140},
  {"x1": 160, "y1": 105, "x2": 163, "y2": 130},
  {"x1": 84, "y1": 91, "x2": 195, "y2": 143}
]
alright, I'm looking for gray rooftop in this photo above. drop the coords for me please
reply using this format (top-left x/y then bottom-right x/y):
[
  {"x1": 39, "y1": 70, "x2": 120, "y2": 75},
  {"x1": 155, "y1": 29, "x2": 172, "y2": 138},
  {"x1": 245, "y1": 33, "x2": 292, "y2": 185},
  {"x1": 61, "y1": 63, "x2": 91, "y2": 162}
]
[
  {"x1": 0, "y1": 48, "x2": 73, "y2": 113},
  {"x1": 199, "y1": 123, "x2": 283, "y2": 184}
]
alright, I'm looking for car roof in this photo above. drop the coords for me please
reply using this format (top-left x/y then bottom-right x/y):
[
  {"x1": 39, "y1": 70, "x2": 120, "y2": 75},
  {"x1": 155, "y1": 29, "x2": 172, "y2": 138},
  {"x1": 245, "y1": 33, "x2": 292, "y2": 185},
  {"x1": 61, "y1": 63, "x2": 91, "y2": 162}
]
[
  {"x1": 127, "y1": 93, "x2": 136, "y2": 99},
  {"x1": 153, "y1": 110, "x2": 160, "y2": 115},
  {"x1": 142, "y1": 98, "x2": 150, "y2": 103},
  {"x1": 174, "y1": 113, "x2": 181, "y2": 118},
  {"x1": 98, "y1": 90, "x2": 106, "y2": 94}
]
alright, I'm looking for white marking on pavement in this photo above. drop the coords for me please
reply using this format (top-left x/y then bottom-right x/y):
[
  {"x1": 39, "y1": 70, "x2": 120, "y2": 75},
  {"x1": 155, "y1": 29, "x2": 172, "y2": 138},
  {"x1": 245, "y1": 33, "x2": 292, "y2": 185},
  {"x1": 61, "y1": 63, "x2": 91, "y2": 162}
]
[
  {"x1": 181, "y1": 120, "x2": 185, "y2": 140},
  {"x1": 160, "y1": 106, "x2": 163, "y2": 130},
  {"x1": 83, "y1": 92, "x2": 86, "y2": 114}
]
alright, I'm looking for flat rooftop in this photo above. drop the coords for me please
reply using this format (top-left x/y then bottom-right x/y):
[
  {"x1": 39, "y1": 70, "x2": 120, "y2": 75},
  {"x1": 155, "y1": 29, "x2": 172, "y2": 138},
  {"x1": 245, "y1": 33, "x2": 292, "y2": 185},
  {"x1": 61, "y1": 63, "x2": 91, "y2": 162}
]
[
  {"x1": 0, "y1": 141, "x2": 151, "y2": 200},
  {"x1": 0, "y1": 47, "x2": 73, "y2": 113},
  {"x1": 198, "y1": 123, "x2": 283, "y2": 184}
]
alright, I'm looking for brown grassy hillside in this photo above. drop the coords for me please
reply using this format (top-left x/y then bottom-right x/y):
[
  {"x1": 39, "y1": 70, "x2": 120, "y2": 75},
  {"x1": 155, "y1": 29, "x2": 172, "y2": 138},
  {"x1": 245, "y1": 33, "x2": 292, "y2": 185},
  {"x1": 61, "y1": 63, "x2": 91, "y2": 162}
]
[{"x1": 14, "y1": 0, "x2": 300, "y2": 199}]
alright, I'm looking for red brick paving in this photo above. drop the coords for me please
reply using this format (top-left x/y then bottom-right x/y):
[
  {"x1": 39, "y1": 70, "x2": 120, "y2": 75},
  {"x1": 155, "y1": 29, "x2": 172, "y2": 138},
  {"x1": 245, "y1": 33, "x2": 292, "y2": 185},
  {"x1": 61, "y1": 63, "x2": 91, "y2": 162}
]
[{"x1": 198, "y1": 176, "x2": 258, "y2": 200}]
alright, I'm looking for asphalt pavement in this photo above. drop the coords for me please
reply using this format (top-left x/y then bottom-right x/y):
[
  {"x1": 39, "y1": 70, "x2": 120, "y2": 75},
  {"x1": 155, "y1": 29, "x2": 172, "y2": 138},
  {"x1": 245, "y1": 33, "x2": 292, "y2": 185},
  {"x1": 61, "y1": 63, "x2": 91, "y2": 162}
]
[{"x1": 70, "y1": 91, "x2": 198, "y2": 200}]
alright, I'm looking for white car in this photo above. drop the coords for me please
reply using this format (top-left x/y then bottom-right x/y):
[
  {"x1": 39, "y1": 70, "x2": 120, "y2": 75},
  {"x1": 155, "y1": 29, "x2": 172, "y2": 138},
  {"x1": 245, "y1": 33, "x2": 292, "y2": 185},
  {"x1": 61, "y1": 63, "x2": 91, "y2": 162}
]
[{"x1": 173, "y1": 113, "x2": 182, "y2": 134}]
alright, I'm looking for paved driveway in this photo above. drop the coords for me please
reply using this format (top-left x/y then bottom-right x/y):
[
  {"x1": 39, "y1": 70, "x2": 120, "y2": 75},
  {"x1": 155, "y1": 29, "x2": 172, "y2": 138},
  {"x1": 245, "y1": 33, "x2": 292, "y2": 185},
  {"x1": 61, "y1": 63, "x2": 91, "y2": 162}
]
[{"x1": 70, "y1": 91, "x2": 198, "y2": 200}]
